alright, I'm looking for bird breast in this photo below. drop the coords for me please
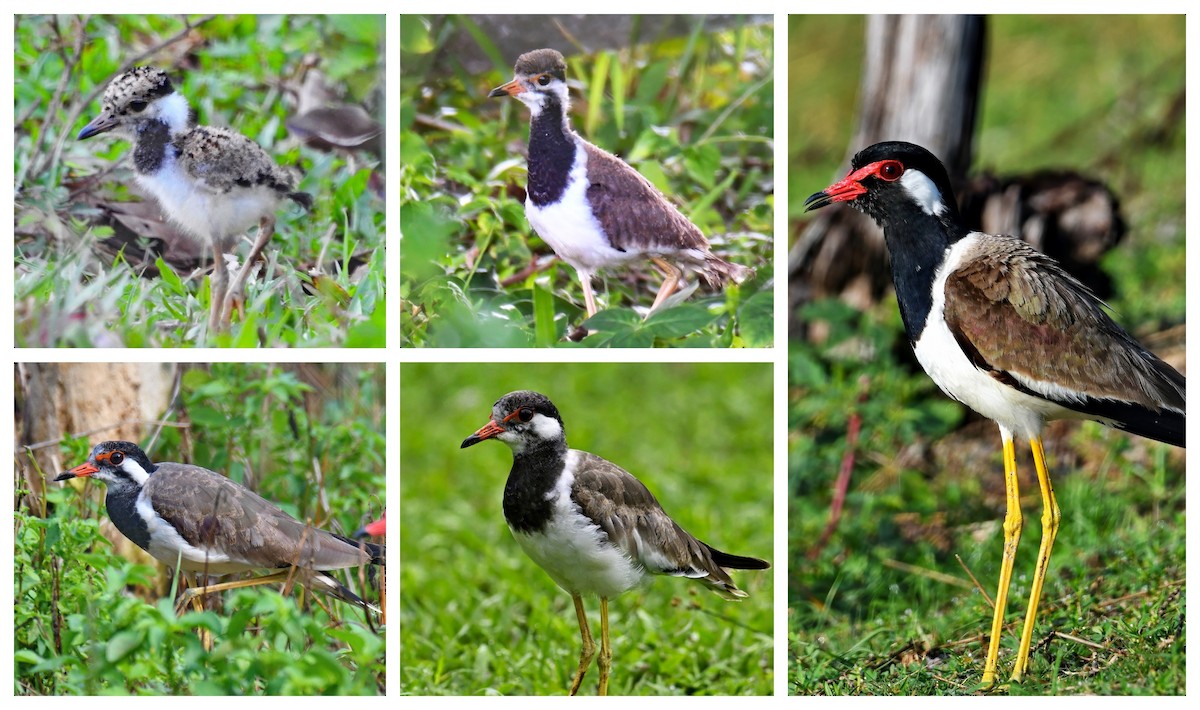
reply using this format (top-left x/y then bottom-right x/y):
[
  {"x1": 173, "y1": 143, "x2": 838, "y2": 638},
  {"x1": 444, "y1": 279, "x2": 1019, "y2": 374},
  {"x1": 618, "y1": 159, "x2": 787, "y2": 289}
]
[
  {"x1": 510, "y1": 450, "x2": 645, "y2": 597},
  {"x1": 526, "y1": 143, "x2": 634, "y2": 273},
  {"x1": 136, "y1": 152, "x2": 282, "y2": 245}
]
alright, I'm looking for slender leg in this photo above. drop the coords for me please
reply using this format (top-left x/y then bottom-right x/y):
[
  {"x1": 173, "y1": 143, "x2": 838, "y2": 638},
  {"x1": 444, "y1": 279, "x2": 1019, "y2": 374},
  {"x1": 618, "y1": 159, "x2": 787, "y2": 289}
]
[
  {"x1": 207, "y1": 241, "x2": 228, "y2": 334},
  {"x1": 597, "y1": 596, "x2": 612, "y2": 696},
  {"x1": 567, "y1": 594, "x2": 597, "y2": 696},
  {"x1": 648, "y1": 257, "x2": 683, "y2": 314},
  {"x1": 220, "y1": 218, "x2": 276, "y2": 327},
  {"x1": 1012, "y1": 436, "x2": 1060, "y2": 681},
  {"x1": 982, "y1": 429, "x2": 1022, "y2": 688},
  {"x1": 173, "y1": 570, "x2": 292, "y2": 616},
  {"x1": 577, "y1": 269, "x2": 598, "y2": 319}
]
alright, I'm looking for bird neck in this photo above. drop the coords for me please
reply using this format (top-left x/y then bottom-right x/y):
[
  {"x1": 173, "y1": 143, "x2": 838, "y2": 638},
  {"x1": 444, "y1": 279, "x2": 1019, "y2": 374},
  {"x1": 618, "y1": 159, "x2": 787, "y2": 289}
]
[
  {"x1": 878, "y1": 205, "x2": 968, "y2": 344},
  {"x1": 156, "y1": 92, "x2": 193, "y2": 135},
  {"x1": 503, "y1": 440, "x2": 569, "y2": 533},
  {"x1": 526, "y1": 95, "x2": 577, "y2": 207},
  {"x1": 132, "y1": 120, "x2": 175, "y2": 175},
  {"x1": 104, "y1": 485, "x2": 151, "y2": 552}
]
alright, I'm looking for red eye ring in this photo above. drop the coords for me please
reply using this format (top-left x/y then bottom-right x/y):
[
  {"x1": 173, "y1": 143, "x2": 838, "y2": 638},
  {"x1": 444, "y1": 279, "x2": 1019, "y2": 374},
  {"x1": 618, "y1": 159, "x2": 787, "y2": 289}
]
[{"x1": 876, "y1": 160, "x2": 904, "y2": 182}]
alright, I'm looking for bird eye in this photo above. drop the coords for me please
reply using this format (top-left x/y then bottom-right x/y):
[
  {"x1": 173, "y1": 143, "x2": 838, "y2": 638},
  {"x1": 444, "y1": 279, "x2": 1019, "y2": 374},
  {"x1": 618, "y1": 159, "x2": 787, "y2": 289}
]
[
  {"x1": 877, "y1": 161, "x2": 903, "y2": 181},
  {"x1": 518, "y1": 408, "x2": 534, "y2": 422},
  {"x1": 109, "y1": 451, "x2": 125, "y2": 465},
  {"x1": 128, "y1": 100, "x2": 148, "y2": 113},
  {"x1": 537, "y1": 74, "x2": 551, "y2": 87}
]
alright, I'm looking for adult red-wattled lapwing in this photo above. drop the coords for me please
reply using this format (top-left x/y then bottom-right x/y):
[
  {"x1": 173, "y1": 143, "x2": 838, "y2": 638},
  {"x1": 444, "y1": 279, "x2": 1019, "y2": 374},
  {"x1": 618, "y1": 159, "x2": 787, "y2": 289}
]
[
  {"x1": 461, "y1": 390, "x2": 769, "y2": 695},
  {"x1": 489, "y1": 49, "x2": 753, "y2": 322},
  {"x1": 77, "y1": 67, "x2": 311, "y2": 333},
  {"x1": 56, "y1": 441, "x2": 383, "y2": 614},
  {"x1": 804, "y1": 141, "x2": 1185, "y2": 686}
]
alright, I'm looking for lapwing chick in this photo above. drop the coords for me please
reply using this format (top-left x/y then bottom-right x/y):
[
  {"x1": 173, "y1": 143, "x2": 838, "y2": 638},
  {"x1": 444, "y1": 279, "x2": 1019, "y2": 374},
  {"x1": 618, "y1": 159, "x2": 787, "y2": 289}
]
[
  {"x1": 489, "y1": 49, "x2": 753, "y2": 323},
  {"x1": 77, "y1": 67, "x2": 313, "y2": 334},
  {"x1": 461, "y1": 390, "x2": 768, "y2": 695},
  {"x1": 805, "y1": 141, "x2": 1185, "y2": 686},
  {"x1": 56, "y1": 441, "x2": 384, "y2": 615}
]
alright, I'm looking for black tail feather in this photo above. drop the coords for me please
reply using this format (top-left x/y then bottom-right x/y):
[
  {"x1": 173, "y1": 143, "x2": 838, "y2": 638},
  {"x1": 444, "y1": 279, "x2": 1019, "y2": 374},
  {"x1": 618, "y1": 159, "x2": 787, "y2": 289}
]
[{"x1": 706, "y1": 544, "x2": 770, "y2": 570}]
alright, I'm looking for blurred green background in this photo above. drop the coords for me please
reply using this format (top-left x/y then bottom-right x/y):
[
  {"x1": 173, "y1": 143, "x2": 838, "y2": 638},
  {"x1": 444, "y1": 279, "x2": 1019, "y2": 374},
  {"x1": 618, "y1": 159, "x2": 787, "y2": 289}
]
[
  {"x1": 400, "y1": 15, "x2": 774, "y2": 347},
  {"x1": 14, "y1": 363, "x2": 386, "y2": 694},
  {"x1": 400, "y1": 362, "x2": 773, "y2": 694},
  {"x1": 788, "y1": 16, "x2": 1185, "y2": 695}
]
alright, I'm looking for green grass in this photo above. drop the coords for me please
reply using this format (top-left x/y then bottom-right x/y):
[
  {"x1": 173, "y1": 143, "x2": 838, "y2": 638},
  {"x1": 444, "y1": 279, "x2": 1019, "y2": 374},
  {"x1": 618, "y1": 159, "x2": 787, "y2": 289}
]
[
  {"x1": 400, "y1": 16, "x2": 774, "y2": 347},
  {"x1": 14, "y1": 363, "x2": 386, "y2": 694},
  {"x1": 400, "y1": 363, "x2": 773, "y2": 695},
  {"x1": 14, "y1": 15, "x2": 385, "y2": 347},
  {"x1": 788, "y1": 16, "x2": 1185, "y2": 694},
  {"x1": 788, "y1": 306, "x2": 1185, "y2": 696}
]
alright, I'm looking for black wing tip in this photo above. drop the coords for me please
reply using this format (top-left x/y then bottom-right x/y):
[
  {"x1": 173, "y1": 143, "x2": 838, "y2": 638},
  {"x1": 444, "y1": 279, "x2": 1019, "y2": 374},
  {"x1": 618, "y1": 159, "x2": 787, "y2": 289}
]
[{"x1": 707, "y1": 545, "x2": 770, "y2": 571}]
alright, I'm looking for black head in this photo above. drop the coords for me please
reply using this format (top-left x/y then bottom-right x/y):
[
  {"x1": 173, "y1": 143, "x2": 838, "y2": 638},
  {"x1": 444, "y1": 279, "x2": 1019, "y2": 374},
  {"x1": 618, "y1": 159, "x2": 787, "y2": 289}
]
[
  {"x1": 804, "y1": 141, "x2": 963, "y2": 231},
  {"x1": 461, "y1": 390, "x2": 566, "y2": 453},
  {"x1": 488, "y1": 48, "x2": 569, "y2": 115},
  {"x1": 54, "y1": 440, "x2": 158, "y2": 487},
  {"x1": 77, "y1": 67, "x2": 182, "y2": 140}
]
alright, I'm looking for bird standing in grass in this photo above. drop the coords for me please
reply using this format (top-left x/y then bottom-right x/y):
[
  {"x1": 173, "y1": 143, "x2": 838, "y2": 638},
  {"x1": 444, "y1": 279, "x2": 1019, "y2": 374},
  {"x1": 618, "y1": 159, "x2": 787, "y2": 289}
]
[
  {"x1": 56, "y1": 440, "x2": 383, "y2": 615},
  {"x1": 805, "y1": 141, "x2": 1185, "y2": 687},
  {"x1": 490, "y1": 49, "x2": 753, "y2": 324},
  {"x1": 77, "y1": 66, "x2": 312, "y2": 334},
  {"x1": 461, "y1": 390, "x2": 768, "y2": 695}
]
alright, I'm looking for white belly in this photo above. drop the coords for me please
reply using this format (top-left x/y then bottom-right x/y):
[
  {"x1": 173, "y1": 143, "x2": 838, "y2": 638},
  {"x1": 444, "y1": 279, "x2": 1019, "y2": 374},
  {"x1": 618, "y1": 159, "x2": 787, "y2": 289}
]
[
  {"x1": 511, "y1": 451, "x2": 645, "y2": 598},
  {"x1": 525, "y1": 143, "x2": 631, "y2": 275},
  {"x1": 137, "y1": 153, "x2": 280, "y2": 248}
]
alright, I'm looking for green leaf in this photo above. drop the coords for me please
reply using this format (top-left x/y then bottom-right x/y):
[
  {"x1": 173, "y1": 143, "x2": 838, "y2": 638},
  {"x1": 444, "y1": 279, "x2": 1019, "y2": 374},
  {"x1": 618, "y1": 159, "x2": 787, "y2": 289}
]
[
  {"x1": 155, "y1": 256, "x2": 185, "y2": 297},
  {"x1": 532, "y1": 285, "x2": 557, "y2": 347},
  {"x1": 105, "y1": 630, "x2": 143, "y2": 663},
  {"x1": 643, "y1": 304, "x2": 716, "y2": 338},
  {"x1": 739, "y1": 290, "x2": 773, "y2": 347}
]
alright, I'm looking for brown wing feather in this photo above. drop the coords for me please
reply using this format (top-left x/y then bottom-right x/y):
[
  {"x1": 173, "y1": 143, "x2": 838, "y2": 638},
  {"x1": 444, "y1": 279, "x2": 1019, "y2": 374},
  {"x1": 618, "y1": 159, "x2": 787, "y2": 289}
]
[
  {"x1": 583, "y1": 142, "x2": 710, "y2": 254},
  {"x1": 943, "y1": 234, "x2": 1184, "y2": 411},
  {"x1": 570, "y1": 452, "x2": 755, "y2": 599},
  {"x1": 144, "y1": 463, "x2": 373, "y2": 571}
]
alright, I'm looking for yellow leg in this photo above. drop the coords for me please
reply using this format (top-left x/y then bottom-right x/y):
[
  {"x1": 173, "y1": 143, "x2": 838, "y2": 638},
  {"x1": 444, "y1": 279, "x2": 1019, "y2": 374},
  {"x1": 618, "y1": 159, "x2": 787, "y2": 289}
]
[
  {"x1": 173, "y1": 570, "x2": 293, "y2": 616},
  {"x1": 577, "y1": 270, "x2": 598, "y2": 319},
  {"x1": 1012, "y1": 436, "x2": 1060, "y2": 681},
  {"x1": 649, "y1": 257, "x2": 683, "y2": 314},
  {"x1": 982, "y1": 432, "x2": 1022, "y2": 688},
  {"x1": 597, "y1": 597, "x2": 611, "y2": 696},
  {"x1": 567, "y1": 594, "x2": 596, "y2": 696}
]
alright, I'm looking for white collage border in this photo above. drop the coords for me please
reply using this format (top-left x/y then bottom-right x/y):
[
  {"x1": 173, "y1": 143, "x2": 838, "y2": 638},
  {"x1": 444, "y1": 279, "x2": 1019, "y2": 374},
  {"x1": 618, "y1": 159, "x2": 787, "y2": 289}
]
[{"x1": 2, "y1": 3, "x2": 1196, "y2": 705}]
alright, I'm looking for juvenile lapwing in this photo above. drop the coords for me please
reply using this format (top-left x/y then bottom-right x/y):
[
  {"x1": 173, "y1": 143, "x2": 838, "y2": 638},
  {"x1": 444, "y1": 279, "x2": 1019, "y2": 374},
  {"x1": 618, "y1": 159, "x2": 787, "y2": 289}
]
[
  {"x1": 56, "y1": 441, "x2": 383, "y2": 614},
  {"x1": 804, "y1": 141, "x2": 1185, "y2": 686},
  {"x1": 460, "y1": 390, "x2": 768, "y2": 695},
  {"x1": 489, "y1": 49, "x2": 753, "y2": 322},
  {"x1": 77, "y1": 67, "x2": 312, "y2": 334}
]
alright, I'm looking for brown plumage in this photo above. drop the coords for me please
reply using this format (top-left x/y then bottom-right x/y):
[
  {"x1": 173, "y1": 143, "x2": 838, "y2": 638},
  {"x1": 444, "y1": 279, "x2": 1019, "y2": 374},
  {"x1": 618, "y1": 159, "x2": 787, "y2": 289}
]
[{"x1": 944, "y1": 233, "x2": 1185, "y2": 415}]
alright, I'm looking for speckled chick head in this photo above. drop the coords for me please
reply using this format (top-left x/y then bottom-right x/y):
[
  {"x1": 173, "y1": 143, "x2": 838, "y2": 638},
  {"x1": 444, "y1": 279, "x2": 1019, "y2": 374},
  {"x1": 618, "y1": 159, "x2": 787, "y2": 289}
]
[{"x1": 78, "y1": 67, "x2": 188, "y2": 140}]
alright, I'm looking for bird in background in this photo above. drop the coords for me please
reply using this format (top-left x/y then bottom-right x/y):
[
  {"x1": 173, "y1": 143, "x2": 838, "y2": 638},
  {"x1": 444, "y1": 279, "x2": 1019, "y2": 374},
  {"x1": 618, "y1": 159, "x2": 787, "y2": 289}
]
[
  {"x1": 462, "y1": 390, "x2": 768, "y2": 695},
  {"x1": 77, "y1": 66, "x2": 312, "y2": 335},
  {"x1": 805, "y1": 140, "x2": 1185, "y2": 687},
  {"x1": 489, "y1": 49, "x2": 753, "y2": 327}
]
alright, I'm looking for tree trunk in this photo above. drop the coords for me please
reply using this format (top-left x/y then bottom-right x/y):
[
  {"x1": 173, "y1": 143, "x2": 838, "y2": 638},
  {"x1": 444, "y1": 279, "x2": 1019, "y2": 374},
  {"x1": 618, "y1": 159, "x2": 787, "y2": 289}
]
[{"x1": 789, "y1": 16, "x2": 985, "y2": 332}]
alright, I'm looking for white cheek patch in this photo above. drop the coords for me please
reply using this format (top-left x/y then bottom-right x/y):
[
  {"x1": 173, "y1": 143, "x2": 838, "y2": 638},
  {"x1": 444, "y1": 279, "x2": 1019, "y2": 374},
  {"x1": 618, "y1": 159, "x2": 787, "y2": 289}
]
[
  {"x1": 900, "y1": 170, "x2": 948, "y2": 216},
  {"x1": 153, "y1": 92, "x2": 191, "y2": 133},
  {"x1": 530, "y1": 413, "x2": 563, "y2": 441},
  {"x1": 119, "y1": 458, "x2": 152, "y2": 486}
]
